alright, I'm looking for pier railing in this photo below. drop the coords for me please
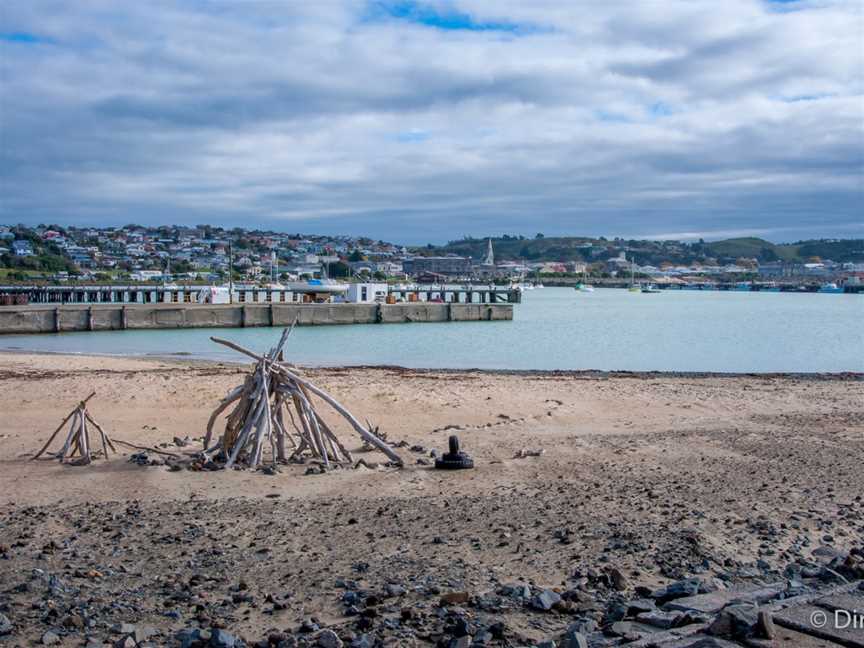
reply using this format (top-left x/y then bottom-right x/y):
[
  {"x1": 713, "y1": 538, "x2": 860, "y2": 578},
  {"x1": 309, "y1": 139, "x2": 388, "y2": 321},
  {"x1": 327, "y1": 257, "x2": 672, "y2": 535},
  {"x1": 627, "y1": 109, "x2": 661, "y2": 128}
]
[{"x1": 0, "y1": 283, "x2": 524, "y2": 306}]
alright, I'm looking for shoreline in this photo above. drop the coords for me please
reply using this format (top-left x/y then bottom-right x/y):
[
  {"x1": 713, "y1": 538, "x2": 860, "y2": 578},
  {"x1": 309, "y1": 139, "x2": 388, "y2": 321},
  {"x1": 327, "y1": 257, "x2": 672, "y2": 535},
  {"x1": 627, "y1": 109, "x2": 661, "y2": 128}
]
[{"x1": 1, "y1": 348, "x2": 862, "y2": 380}]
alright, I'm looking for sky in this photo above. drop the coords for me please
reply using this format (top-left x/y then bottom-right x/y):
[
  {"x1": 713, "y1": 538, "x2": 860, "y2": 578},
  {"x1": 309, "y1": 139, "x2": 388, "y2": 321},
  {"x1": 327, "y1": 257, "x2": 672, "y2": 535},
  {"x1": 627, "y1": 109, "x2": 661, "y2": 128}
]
[{"x1": 0, "y1": 0, "x2": 862, "y2": 245}]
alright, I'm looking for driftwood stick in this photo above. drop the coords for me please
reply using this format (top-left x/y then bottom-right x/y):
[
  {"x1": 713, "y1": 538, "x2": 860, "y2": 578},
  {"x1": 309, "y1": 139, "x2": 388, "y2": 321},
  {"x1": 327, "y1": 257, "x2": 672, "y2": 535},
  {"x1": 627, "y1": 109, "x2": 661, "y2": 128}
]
[
  {"x1": 315, "y1": 413, "x2": 353, "y2": 463},
  {"x1": 79, "y1": 413, "x2": 90, "y2": 464},
  {"x1": 112, "y1": 439, "x2": 180, "y2": 458},
  {"x1": 284, "y1": 368, "x2": 401, "y2": 464},
  {"x1": 204, "y1": 385, "x2": 245, "y2": 449},
  {"x1": 226, "y1": 381, "x2": 268, "y2": 468},
  {"x1": 57, "y1": 412, "x2": 80, "y2": 460},
  {"x1": 86, "y1": 414, "x2": 117, "y2": 454},
  {"x1": 32, "y1": 408, "x2": 79, "y2": 460},
  {"x1": 84, "y1": 412, "x2": 112, "y2": 458}
]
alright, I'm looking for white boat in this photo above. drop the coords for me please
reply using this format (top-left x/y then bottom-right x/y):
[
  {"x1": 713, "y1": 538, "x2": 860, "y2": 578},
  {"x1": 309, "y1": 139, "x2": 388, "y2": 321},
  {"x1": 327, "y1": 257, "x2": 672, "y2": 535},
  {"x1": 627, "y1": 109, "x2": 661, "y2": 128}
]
[{"x1": 641, "y1": 284, "x2": 661, "y2": 293}]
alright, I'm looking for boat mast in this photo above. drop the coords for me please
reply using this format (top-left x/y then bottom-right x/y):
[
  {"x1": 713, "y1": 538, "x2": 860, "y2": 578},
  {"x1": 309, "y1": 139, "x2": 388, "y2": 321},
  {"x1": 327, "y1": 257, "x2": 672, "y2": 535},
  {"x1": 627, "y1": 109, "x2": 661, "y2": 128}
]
[{"x1": 228, "y1": 241, "x2": 234, "y2": 304}]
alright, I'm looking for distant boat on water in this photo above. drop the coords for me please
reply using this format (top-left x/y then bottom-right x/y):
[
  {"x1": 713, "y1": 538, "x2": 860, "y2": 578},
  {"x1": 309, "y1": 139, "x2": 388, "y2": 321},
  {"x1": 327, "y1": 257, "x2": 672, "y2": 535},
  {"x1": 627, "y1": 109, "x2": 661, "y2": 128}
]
[
  {"x1": 575, "y1": 268, "x2": 595, "y2": 292},
  {"x1": 818, "y1": 282, "x2": 844, "y2": 294},
  {"x1": 641, "y1": 284, "x2": 662, "y2": 293}
]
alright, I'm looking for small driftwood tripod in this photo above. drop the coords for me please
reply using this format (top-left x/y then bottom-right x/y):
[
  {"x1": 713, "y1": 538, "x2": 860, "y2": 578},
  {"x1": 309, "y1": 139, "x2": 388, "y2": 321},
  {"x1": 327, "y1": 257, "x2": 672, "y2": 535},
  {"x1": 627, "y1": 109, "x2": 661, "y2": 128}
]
[{"x1": 32, "y1": 392, "x2": 117, "y2": 465}]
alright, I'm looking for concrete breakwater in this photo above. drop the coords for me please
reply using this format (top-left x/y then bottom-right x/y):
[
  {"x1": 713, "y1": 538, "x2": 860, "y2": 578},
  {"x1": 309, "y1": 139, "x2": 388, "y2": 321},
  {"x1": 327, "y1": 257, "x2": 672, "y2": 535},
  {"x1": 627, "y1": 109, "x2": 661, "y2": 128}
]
[{"x1": 0, "y1": 302, "x2": 513, "y2": 335}]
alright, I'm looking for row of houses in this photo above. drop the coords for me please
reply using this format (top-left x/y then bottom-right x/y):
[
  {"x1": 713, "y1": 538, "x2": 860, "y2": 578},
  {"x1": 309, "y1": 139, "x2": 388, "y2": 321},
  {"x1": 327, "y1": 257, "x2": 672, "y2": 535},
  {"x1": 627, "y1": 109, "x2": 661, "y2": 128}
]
[{"x1": 4, "y1": 225, "x2": 862, "y2": 283}]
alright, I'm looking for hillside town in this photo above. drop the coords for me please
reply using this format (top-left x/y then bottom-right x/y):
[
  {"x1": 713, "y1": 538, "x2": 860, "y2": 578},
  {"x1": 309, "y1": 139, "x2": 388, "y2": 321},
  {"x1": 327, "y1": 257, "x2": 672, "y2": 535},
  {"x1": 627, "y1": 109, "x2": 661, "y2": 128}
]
[{"x1": 1, "y1": 223, "x2": 863, "y2": 286}]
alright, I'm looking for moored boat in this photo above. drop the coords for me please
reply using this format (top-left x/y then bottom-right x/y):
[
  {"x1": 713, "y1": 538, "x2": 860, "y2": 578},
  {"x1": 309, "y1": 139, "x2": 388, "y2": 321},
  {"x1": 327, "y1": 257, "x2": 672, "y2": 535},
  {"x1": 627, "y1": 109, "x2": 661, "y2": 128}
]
[{"x1": 818, "y1": 282, "x2": 844, "y2": 294}]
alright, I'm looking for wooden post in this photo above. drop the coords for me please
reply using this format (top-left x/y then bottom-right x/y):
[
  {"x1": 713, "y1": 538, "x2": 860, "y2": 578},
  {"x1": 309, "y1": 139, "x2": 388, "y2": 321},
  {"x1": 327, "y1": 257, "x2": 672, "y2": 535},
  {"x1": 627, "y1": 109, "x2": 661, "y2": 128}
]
[
  {"x1": 447, "y1": 302, "x2": 453, "y2": 321},
  {"x1": 241, "y1": 305, "x2": 247, "y2": 327},
  {"x1": 376, "y1": 302, "x2": 383, "y2": 323},
  {"x1": 269, "y1": 303, "x2": 274, "y2": 326},
  {"x1": 53, "y1": 307, "x2": 60, "y2": 333},
  {"x1": 87, "y1": 306, "x2": 94, "y2": 331},
  {"x1": 121, "y1": 306, "x2": 128, "y2": 330}
]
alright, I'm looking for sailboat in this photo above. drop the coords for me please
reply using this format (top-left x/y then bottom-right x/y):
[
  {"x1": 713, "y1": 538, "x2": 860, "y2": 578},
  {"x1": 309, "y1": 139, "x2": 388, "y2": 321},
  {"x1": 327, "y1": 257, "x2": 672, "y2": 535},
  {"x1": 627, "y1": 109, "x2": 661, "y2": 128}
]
[{"x1": 628, "y1": 261, "x2": 640, "y2": 292}]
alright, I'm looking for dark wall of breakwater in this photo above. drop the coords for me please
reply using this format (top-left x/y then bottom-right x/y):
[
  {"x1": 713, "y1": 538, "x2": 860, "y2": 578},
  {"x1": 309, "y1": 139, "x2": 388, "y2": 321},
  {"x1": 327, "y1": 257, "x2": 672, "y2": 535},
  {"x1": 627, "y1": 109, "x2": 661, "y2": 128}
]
[{"x1": 0, "y1": 302, "x2": 513, "y2": 335}]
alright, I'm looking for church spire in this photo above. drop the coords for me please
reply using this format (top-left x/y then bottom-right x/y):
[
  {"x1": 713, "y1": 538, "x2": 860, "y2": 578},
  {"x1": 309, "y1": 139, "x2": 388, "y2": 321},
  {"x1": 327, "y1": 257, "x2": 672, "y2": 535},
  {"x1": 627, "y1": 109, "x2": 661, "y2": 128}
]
[{"x1": 483, "y1": 238, "x2": 494, "y2": 266}]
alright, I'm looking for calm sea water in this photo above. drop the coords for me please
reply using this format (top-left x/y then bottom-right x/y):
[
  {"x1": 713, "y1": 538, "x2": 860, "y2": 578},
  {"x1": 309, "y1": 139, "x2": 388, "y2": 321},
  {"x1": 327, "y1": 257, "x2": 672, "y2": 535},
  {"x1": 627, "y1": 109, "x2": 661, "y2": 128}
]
[{"x1": 1, "y1": 289, "x2": 861, "y2": 372}]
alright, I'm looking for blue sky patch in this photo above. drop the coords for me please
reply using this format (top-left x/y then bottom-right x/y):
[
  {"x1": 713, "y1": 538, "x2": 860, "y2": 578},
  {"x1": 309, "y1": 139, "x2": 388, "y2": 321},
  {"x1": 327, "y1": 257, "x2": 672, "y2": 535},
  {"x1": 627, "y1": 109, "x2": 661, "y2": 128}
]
[
  {"x1": 393, "y1": 129, "x2": 431, "y2": 142},
  {"x1": 0, "y1": 31, "x2": 51, "y2": 44},
  {"x1": 781, "y1": 93, "x2": 834, "y2": 102},
  {"x1": 594, "y1": 110, "x2": 632, "y2": 123},
  {"x1": 365, "y1": 1, "x2": 539, "y2": 33},
  {"x1": 647, "y1": 102, "x2": 674, "y2": 118}
]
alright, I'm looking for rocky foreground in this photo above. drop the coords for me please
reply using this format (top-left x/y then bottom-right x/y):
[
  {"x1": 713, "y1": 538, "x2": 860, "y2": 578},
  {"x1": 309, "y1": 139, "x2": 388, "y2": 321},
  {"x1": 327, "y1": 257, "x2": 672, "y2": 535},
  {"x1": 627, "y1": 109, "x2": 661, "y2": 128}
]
[{"x1": 1, "y1": 486, "x2": 862, "y2": 648}]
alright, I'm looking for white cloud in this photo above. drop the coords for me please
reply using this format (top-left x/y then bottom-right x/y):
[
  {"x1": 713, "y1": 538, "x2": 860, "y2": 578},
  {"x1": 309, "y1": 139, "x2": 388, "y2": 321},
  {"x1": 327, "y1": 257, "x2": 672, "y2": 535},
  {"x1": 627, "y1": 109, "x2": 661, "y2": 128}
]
[{"x1": 0, "y1": 0, "x2": 861, "y2": 242}]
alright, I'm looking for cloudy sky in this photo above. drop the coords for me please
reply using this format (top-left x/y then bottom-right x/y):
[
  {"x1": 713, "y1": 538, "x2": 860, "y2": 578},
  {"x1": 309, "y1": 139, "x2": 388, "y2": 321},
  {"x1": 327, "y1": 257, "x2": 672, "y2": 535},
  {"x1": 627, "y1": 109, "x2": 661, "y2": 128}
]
[{"x1": 1, "y1": 1, "x2": 862, "y2": 244}]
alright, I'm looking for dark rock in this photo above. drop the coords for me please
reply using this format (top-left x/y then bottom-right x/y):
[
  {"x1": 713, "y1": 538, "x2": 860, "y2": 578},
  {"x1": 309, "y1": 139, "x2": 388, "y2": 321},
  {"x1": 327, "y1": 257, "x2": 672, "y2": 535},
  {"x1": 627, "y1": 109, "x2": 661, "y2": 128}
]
[
  {"x1": 626, "y1": 598, "x2": 656, "y2": 615},
  {"x1": 342, "y1": 591, "x2": 359, "y2": 605},
  {"x1": 316, "y1": 629, "x2": 343, "y2": 648},
  {"x1": 440, "y1": 591, "x2": 470, "y2": 606},
  {"x1": 176, "y1": 627, "x2": 202, "y2": 648},
  {"x1": 487, "y1": 622, "x2": 506, "y2": 639},
  {"x1": 211, "y1": 628, "x2": 238, "y2": 647},
  {"x1": 602, "y1": 600, "x2": 629, "y2": 624},
  {"x1": 349, "y1": 636, "x2": 372, "y2": 648},
  {"x1": 652, "y1": 578, "x2": 702, "y2": 602},
  {"x1": 531, "y1": 589, "x2": 562, "y2": 611},
  {"x1": 707, "y1": 603, "x2": 759, "y2": 638},
  {"x1": 299, "y1": 619, "x2": 320, "y2": 633},
  {"x1": 445, "y1": 618, "x2": 472, "y2": 638},
  {"x1": 608, "y1": 568, "x2": 629, "y2": 591},
  {"x1": 499, "y1": 582, "x2": 531, "y2": 599},
  {"x1": 42, "y1": 630, "x2": 61, "y2": 646},
  {"x1": 268, "y1": 632, "x2": 287, "y2": 645},
  {"x1": 113, "y1": 637, "x2": 136, "y2": 648},
  {"x1": 636, "y1": 609, "x2": 683, "y2": 629},
  {"x1": 0, "y1": 613, "x2": 12, "y2": 636},
  {"x1": 562, "y1": 626, "x2": 588, "y2": 648}
]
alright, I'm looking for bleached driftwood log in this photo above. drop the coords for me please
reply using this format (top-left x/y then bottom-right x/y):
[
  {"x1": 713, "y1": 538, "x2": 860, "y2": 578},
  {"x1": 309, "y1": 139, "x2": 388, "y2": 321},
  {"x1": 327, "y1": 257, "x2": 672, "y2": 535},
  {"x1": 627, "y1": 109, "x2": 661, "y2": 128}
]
[
  {"x1": 203, "y1": 326, "x2": 402, "y2": 470},
  {"x1": 31, "y1": 392, "x2": 117, "y2": 465}
]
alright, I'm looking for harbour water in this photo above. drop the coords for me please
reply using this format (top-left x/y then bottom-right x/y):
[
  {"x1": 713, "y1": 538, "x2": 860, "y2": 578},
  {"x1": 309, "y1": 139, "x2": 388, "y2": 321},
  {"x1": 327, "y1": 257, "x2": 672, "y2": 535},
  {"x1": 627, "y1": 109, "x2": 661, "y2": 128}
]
[{"x1": 1, "y1": 288, "x2": 861, "y2": 373}]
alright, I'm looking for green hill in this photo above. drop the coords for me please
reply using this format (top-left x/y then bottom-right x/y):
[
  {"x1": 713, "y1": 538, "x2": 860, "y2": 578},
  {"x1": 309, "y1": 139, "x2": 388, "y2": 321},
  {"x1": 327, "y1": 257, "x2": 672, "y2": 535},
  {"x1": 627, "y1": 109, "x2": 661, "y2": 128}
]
[{"x1": 411, "y1": 236, "x2": 864, "y2": 265}]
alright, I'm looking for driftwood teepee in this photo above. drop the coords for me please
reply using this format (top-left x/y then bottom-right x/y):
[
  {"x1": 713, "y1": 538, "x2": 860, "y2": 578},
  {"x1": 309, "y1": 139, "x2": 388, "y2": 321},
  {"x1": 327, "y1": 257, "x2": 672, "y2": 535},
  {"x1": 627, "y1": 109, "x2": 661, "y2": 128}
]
[
  {"x1": 32, "y1": 392, "x2": 117, "y2": 465},
  {"x1": 202, "y1": 326, "x2": 402, "y2": 470}
]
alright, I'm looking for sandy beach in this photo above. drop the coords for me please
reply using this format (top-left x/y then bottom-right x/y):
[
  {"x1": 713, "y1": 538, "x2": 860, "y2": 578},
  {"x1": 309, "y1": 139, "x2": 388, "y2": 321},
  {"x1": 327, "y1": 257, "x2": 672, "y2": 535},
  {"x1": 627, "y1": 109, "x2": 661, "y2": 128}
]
[{"x1": 1, "y1": 352, "x2": 862, "y2": 646}]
